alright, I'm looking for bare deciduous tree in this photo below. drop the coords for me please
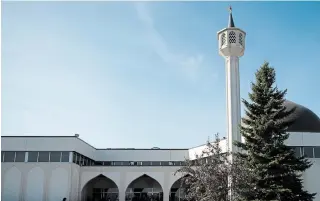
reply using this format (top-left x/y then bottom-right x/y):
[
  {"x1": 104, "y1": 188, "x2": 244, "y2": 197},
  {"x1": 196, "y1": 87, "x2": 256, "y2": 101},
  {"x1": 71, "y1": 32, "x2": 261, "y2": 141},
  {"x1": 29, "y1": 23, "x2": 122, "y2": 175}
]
[{"x1": 175, "y1": 134, "x2": 253, "y2": 201}]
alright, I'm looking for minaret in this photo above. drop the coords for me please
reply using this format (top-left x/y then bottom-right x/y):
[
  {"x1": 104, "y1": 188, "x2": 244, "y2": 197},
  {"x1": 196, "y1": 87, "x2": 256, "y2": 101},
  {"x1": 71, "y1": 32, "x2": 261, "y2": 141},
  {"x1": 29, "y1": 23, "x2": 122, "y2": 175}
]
[{"x1": 217, "y1": 7, "x2": 246, "y2": 153}]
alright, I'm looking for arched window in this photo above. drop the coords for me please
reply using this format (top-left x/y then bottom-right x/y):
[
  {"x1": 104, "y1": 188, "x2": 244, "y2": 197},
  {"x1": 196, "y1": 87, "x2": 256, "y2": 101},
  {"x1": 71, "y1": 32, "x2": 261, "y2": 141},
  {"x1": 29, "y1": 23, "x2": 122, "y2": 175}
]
[{"x1": 229, "y1": 31, "x2": 236, "y2": 44}]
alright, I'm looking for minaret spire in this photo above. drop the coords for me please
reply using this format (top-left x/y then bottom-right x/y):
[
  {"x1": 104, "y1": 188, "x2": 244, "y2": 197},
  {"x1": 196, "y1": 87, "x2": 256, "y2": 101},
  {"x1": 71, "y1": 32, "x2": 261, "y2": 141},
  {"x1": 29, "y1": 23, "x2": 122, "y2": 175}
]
[
  {"x1": 217, "y1": 6, "x2": 246, "y2": 155},
  {"x1": 228, "y1": 6, "x2": 235, "y2": 28}
]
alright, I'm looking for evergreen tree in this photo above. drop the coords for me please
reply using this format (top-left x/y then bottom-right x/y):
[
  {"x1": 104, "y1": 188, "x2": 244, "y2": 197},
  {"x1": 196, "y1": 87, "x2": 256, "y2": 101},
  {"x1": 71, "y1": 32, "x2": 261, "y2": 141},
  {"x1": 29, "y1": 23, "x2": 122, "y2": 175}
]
[{"x1": 235, "y1": 61, "x2": 316, "y2": 201}]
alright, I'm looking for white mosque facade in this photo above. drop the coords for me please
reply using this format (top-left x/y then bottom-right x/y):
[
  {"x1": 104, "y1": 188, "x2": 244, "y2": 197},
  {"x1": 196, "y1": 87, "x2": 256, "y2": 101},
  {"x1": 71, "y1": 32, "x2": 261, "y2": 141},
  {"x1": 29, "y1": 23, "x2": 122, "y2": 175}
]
[{"x1": 2, "y1": 10, "x2": 320, "y2": 201}]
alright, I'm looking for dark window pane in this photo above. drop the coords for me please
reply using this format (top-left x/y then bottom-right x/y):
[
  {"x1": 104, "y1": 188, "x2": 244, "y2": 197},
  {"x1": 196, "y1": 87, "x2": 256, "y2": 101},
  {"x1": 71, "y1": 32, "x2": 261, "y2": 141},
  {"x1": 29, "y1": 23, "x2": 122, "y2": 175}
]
[
  {"x1": 113, "y1": 161, "x2": 122, "y2": 166},
  {"x1": 152, "y1": 161, "x2": 161, "y2": 166},
  {"x1": 61, "y1": 152, "x2": 70, "y2": 162},
  {"x1": 15, "y1": 152, "x2": 25, "y2": 162},
  {"x1": 50, "y1": 152, "x2": 61, "y2": 162},
  {"x1": 292, "y1": 146, "x2": 301, "y2": 158},
  {"x1": 104, "y1": 161, "x2": 112, "y2": 166},
  {"x1": 161, "y1": 161, "x2": 169, "y2": 166},
  {"x1": 4, "y1": 151, "x2": 15, "y2": 162},
  {"x1": 314, "y1": 147, "x2": 320, "y2": 158},
  {"x1": 142, "y1": 161, "x2": 151, "y2": 166},
  {"x1": 38, "y1": 152, "x2": 50, "y2": 162},
  {"x1": 122, "y1": 161, "x2": 130, "y2": 166},
  {"x1": 304, "y1": 147, "x2": 314, "y2": 158},
  {"x1": 2, "y1": 152, "x2": 5, "y2": 162},
  {"x1": 76, "y1": 154, "x2": 81, "y2": 165},
  {"x1": 28, "y1": 152, "x2": 39, "y2": 162},
  {"x1": 95, "y1": 161, "x2": 103, "y2": 166},
  {"x1": 173, "y1": 161, "x2": 182, "y2": 166},
  {"x1": 73, "y1": 152, "x2": 77, "y2": 163}
]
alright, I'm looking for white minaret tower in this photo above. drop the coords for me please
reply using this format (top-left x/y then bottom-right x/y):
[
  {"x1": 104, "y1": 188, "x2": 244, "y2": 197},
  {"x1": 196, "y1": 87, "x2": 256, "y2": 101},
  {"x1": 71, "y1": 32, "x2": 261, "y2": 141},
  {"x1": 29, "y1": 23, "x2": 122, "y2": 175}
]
[{"x1": 217, "y1": 7, "x2": 246, "y2": 153}]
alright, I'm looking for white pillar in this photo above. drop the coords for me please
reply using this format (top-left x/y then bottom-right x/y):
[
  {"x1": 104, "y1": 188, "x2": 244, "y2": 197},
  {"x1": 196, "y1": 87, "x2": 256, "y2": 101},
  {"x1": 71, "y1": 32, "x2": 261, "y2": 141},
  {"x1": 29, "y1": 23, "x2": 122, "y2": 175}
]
[{"x1": 225, "y1": 56, "x2": 242, "y2": 153}]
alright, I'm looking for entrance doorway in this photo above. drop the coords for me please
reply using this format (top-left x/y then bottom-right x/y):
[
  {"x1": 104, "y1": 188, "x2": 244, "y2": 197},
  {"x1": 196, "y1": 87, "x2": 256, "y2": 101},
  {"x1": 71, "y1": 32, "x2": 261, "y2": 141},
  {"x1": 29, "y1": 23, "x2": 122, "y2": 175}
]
[
  {"x1": 125, "y1": 174, "x2": 163, "y2": 201},
  {"x1": 82, "y1": 174, "x2": 119, "y2": 201}
]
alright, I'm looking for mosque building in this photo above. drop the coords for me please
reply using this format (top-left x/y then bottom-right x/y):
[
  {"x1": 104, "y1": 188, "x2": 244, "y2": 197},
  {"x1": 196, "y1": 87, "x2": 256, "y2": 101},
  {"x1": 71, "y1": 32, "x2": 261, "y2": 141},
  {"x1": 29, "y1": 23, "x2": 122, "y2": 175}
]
[{"x1": 2, "y1": 9, "x2": 320, "y2": 201}]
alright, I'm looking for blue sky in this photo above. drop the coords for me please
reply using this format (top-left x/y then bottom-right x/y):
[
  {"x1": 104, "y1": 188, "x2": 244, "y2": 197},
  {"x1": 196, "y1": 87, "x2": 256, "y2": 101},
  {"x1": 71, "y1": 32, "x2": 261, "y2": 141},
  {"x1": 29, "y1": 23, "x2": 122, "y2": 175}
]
[{"x1": 2, "y1": 2, "x2": 320, "y2": 148}]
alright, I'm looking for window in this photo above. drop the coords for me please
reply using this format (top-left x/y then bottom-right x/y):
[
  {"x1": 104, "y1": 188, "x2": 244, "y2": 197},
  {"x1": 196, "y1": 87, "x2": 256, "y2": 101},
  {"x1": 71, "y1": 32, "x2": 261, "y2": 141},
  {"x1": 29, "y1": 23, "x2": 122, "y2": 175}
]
[
  {"x1": 151, "y1": 161, "x2": 161, "y2": 166},
  {"x1": 4, "y1": 151, "x2": 15, "y2": 162},
  {"x1": 15, "y1": 152, "x2": 25, "y2": 162},
  {"x1": 103, "y1": 161, "x2": 112, "y2": 166},
  {"x1": 76, "y1": 154, "x2": 82, "y2": 165},
  {"x1": 50, "y1": 152, "x2": 61, "y2": 162},
  {"x1": 113, "y1": 161, "x2": 122, "y2": 166},
  {"x1": 221, "y1": 33, "x2": 226, "y2": 46},
  {"x1": 61, "y1": 152, "x2": 70, "y2": 162},
  {"x1": 28, "y1": 152, "x2": 39, "y2": 162},
  {"x1": 122, "y1": 161, "x2": 130, "y2": 166},
  {"x1": 73, "y1": 152, "x2": 77, "y2": 163},
  {"x1": 142, "y1": 161, "x2": 151, "y2": 166},
  {"x1": 1, "y1": 152, "x2": 4, "y2": 162},
  {"x1": 239, "y1": 33, "x2": 243, "y2": 46},
  {"x1": 95, "y1": 161, "x2": 103, "y2": 166},
  {"x1": 38, "y1": 152, "x2": 50, "y2": 162},
  {"x1": 314, "y1": 147, "x2": 320, "y2": 158},
  {"x1": 303, "y1": 147, "x2": 314, "y2": 158},
  {"x1": 229, "y1": 31, "x2": 236, "y2": 44},
  {"x1": 161, "y1": 161, "x2": 169, "y2": 166},
  {"x1": 292, "y1": 146, "x2": 301, "y2": 158}
]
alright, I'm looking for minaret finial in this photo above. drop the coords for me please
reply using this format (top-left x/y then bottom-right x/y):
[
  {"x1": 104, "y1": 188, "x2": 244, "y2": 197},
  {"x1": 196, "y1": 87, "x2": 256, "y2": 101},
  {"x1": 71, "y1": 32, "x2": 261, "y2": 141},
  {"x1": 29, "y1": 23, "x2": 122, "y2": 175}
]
[{"x1": 228, "y1": 6, "x2": 235, "y2": 28}]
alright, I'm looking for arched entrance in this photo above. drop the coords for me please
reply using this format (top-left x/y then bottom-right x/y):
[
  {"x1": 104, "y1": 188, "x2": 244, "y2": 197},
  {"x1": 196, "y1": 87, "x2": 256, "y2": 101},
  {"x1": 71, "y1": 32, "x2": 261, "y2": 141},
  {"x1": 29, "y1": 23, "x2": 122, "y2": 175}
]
[
  {"x1": 82, "y1": 174, "x2": 119, "y2": 201},
  {"x1": 125, "y1": 174, "x2": 163, "y2": 201},
  {"x1": 170, "y1": 176, "x2": 188, "y2": 201}
]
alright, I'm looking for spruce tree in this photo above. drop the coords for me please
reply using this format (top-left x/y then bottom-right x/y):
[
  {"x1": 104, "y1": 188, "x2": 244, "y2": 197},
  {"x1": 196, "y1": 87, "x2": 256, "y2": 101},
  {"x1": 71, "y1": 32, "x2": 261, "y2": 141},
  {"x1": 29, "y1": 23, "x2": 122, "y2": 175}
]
[{"x1": 235, "y1": 61, "x2": 316, "y2": 201}]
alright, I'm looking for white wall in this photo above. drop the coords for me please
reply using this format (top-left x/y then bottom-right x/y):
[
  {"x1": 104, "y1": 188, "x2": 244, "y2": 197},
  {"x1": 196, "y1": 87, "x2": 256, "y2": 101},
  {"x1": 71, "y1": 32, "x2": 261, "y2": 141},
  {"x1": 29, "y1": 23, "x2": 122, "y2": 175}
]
[
  {"x1": 2, "y1": 134, "x2": 320, "y2": 201},
  {"x1": 1, "y1": 160, "x2": 320, "y2": 201}
]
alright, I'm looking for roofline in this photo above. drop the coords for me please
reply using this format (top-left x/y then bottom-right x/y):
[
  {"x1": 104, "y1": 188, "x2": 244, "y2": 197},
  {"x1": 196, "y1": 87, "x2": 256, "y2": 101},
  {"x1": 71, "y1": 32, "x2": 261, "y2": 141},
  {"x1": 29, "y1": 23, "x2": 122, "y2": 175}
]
[{"x1": 1, "y1": 135, "x2": 189, "y2": 150}]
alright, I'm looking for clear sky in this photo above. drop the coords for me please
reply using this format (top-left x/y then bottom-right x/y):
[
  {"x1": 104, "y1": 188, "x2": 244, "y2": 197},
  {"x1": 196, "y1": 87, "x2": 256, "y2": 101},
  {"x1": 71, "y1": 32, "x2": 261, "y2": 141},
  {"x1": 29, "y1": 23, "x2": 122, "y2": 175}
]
[{"x1": 2, "y1": 2, "x2": 320, "y2": 148}]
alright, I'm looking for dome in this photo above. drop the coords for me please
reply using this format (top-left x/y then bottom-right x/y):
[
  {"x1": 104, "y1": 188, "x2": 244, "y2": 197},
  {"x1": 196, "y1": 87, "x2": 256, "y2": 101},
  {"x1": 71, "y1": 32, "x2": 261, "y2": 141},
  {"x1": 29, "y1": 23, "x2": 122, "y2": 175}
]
[
  {"x1": 283, "y1": 100, "x2": 320, "y2": 133},
  {"x1": 242, "y1": 100, "x2": 320, "y2": 133}
]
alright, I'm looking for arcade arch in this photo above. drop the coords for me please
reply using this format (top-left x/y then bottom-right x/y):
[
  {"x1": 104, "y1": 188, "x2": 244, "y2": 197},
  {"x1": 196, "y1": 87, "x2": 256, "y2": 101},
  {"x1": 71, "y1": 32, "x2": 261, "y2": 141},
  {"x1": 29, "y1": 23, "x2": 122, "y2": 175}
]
[
  {"x1": 169, "y1": 176, "x2": 189, "y2": 201},
  {"x1": 81, "y1": 174, "x2": 119, "y2": 201},
  {"x1": 125, "y1": 174, "x2": 163, "y2": 201}
]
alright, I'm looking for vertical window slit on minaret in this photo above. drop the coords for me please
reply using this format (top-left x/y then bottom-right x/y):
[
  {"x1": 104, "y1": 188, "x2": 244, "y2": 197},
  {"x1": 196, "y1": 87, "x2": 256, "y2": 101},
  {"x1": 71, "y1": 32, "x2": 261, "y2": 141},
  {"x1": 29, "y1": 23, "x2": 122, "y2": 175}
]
[{"x1": 229, "y1": 31, "x2": 236, "y2": 44}]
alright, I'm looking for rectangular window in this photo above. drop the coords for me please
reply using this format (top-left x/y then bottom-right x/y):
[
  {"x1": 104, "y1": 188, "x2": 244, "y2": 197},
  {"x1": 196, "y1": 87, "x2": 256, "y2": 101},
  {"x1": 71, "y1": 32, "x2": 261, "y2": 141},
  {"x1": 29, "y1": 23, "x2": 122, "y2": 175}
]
[
  {"x1": 61, "y1": 152, "x2": 69, "y2": 162},
  {"x1": 95, "y1": 161, "x2": 103, "y2": 166},
  {"x1": 151, "y1": 161, "x2": 161, "y2": 166},
  {"x1": 50, "y1": 152, "x2": 62, "y2": 162},
  {"x1": 15, "y1": 152, "x2": 25, "y2": 162},
  {"x1": 113, "y1": 161, "x2": 122, "y2": 166},
  {"x1": 303, "y1": 147, "x2": 314, "y2": 158},
  {"x1": 4, "y1": 151, "x2": 15, "y2": 162},
  {"x1": 292, "y1": 146, "x2": 301, "y2": 158},
  {"x1": 38, "y1": 152, "x2": 50, "y2": 162},
  {"x1": 73, "y1": 152, "x2": 77, "y2": 163},
  {"x1": 1, "y1": 152, "x2": 4, "y2": 162},
  {"x1": 161, "y1": 161, "x2": 169, "y2": 166},
  {"x1": 314, "y1": 147, "x2": 320, "y2": 158},
  {"x1": 28, "y1": 152, "x2": 39, "y2": 162},
  {"x1": 142, "y1": 161, "x2": 152, "y2": 166},
  {"x1": 122, "y1": 161, "x2": 130, "y2": 166},
  {"x1": 76, "y1": 154, "x2": 82, "y2": 165},
  {"x1": 103, "y1": 161, "x2": 112, "y2": 166}
]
